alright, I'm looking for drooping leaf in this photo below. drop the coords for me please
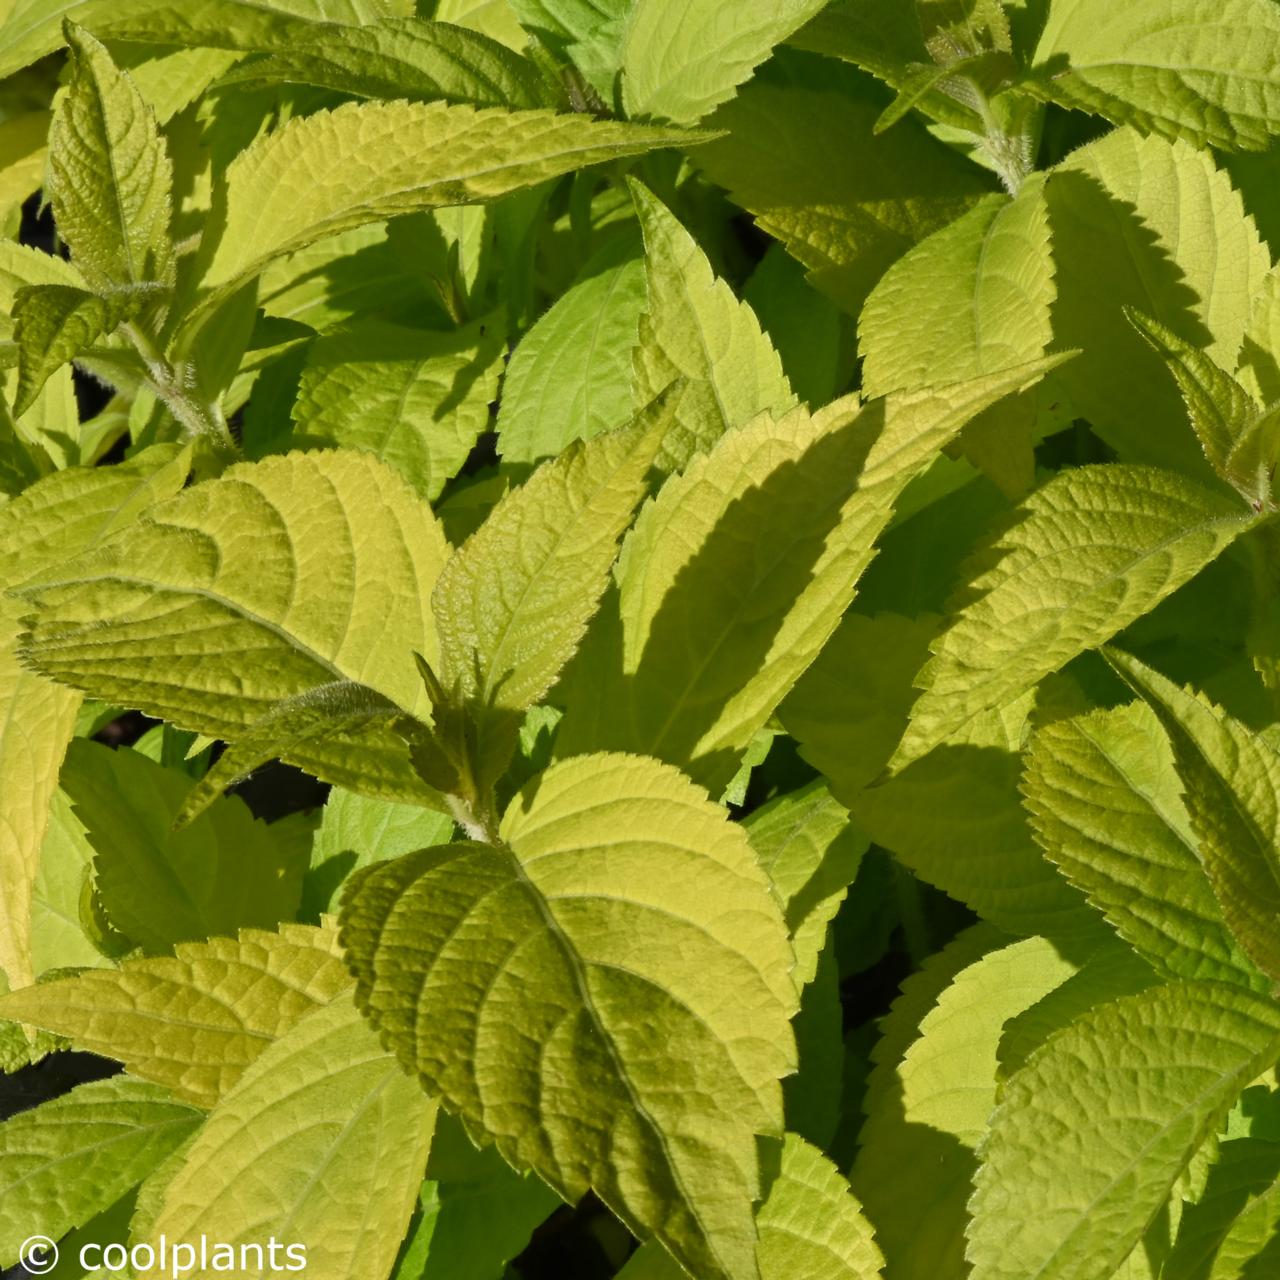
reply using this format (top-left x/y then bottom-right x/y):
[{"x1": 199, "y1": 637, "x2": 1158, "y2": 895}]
[
  {"x1": 341, "y1": 752, "x2": 798, "y2": 1280},
  {"x1": 57, "y1": 739, "x2": 306, "y2": 952},
  {"x1": 1028, "y1": 0, "x2": 1280, "y2": 151},
  {"x1": 1106, "y1": 649, "x2": 1280, "y2": 984},
  {"x1": 140, "y1": 990, "x2": 436, "y2": 1280},
  {"x1": 292, "y1": 315, "x2": 506, "y2": 500},
  {"x1": 0, "y1": 924, "x2": 350, "y2": 1108},
  {"x1": 967, "y1": 982, "x2": 1280, "y2": 1280},
  {"x1": 894, "y1": 465, "x2": 1256, "y2": 767},
  {"x1": 218, "y1": 16, "x2": 547, "y2": 108},
  {"x1": 199, "y1": 100, "x2": 703, "y2": 299},
  {"x1": 47, "y1": 25, "x2": 175, "y2": 291},
  {"x1": 694, "y1": 49, "x2": 990, "y2": 319},
  {"x1": 855, "y1": 932, "x2": 1075, "y2": 1280},
  {"x1": 629, "y1": 180, "x2": 794, "y2": 471},
  {"x1": 0, "y1": 1076, "x2": 202, "y2": 1267},
  {"x1": 557, "y1": 358, "x2": 1069, "y2": 795},
  {"x1": 19, "y1": 450, "x2": 450, "y2": 802},
  {"x1": 11, "y1": 285, "x2": 134, "y2": 417},
  {"x1": 1023, "y1": 700, "x2": 1264, "y2": 989},
  {"x1": 496, "y1": 242, "x2": 647, "y2": 464},
  {"x1": 620, "y1": 0, "x2": 828, "y2": 125},
  {"x1": 742, "y1": 780, "x2": 867, "y2": 988}
]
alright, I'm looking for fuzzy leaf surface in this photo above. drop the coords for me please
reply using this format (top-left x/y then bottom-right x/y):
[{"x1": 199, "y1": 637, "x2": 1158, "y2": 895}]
[
  {"x1": 341, "y1": 752, "x2": 798, "y2": 1280},
  {"x1": 141, "y1": 991, "x2": 435, "y2": 1280},
  {"x1": 895, "y1": 465, "x2": 1254, "y2": 766},
  {"x1": 19, "y1": 450, "x2": 449, "y2": 802},
  {"x1": 0, "y1": 1076, "x2": 201, "y2": 1267},
  {"x1": 0, "y1": 924, "x2": 349, "y2": 1108},
  {"x1": 221, "y1": 16, "x2": 546, "y2": 108},
  {"x1": 629, "y1": 181, "x2": 794, "y2": 471},
  {"x1": 1024, "y1": 701, "x2": 1263, "y2": 989},
  {"x1": 47, "y1": 26, "x2": 174, "y2": 291},
  {"x1": 1029, "y1": 0, "x2": 1280, "y2": 151},
  {"x1": 967, "y1": 982, "x2": 1280, "y2": 1280},
  {"x1": 292, "y1": 316, "x2": 505, "y2": 500},
  {"x1": 1108, "y1": 650, "x2": 1280, "y2": 983},
  {"x1": 558, "y1": 360, "x2": 1067, "y2": 794},
  {"x1": 620, "y1": 0, "x2": 828, "y2": 125},
  {"x1": 201, "y1": 101, "x2": 700, "y2": 297}
]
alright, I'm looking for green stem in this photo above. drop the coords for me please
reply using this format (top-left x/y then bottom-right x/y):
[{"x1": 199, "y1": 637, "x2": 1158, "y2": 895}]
[
  {"x1": 971, "y1": 85, "x2": 1033, "y2": 195},
  {"x1": 122, "y1": 321, "x2": 239, "y2": 458}
]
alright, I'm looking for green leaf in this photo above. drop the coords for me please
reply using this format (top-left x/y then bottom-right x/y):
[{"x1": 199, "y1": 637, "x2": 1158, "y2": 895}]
[
  {"x1": 12, "y1": 285, "x2": 134, "y2": 417},
  {"x1": 790, "y1": 0, "x2": 979, "y2": 129},
  {"x1": 1028, "y1": 0, "x2": 1280, "y2": 151},
  {"x1": 860, "y1": 180, "x2": 1059, "y2": 396},
  {"x1": 557, "y1": 359, "x2": 1068, "y2": 795},
  {"x1": 967, "y1": 982, "x2": 1280, "y2": 1280},
  {"x1": 742, "y1": 780, "x2": 867, "y2": 988},
  {"x1": 399, "y1": 1113, "x2": 561, "y2": 1280},
  {"x1": 0, "y1": 0, "x2": 398, "y2": 78},
  {"x1": 859, "y1": 178, "x2": 1056, "y2": 495},
  {"x1": 341, "y1": 752, "x2": 798, "y2": 1280},
  {"x1": 507, "y1": 0, "x2": 628, "y2": 98},
  {"x1": 176, "y1": 681, "x2": 444, "y2": 828},
  {"x1": 694, "y1": 49, "x2": 990, "y2": 319},
  {"x1": 995, "y1": 940, "x2": 1160, "y2": 1082},
  {"x1": 1107, "y1": 649, "x2": 1280, "y2": 984},
  {"x1": 139, "y1": 990, "x2": 436, "y2": 1280},
  {"x1": 621, "y1": 1133, "x2": 885, "y2": 1279},
  {"x1": 19, "y1": 450, "x2": 450, "y2": 801},
  {"x1": 292, "y1": 315, "x2": 505, "y2": 500},
  {"x1": 855, "y1": 933, "x2": 1075, "y2": 1280},
  {"x1": 1046, "y1": 129, "x2": 1271, "y2": 474},
  {"x1": 200, "y1": 100, "x2": 703, "y2": 299},
  {"x1": 0, "y1": 445, "x2": 189, "y2": 990},
  {"x1": 894, "y1": 465, "x2": 1256, "y2": 767},
  {"x1": 214, "y1": 16, "x2": 547, "y2": 108},
  {"x1": 756, "y1": 1133, "x2": 885, "y2": 1279},
  {"x1": 305, "y1": 787, "x2": 455, "y2": 918},
  {"x1": 1126, "y1": 309, "x2": 1256, "y2": 481},
  {"x1": 0, "y1": 1076, "x2": 202, "y2": 1267},
  {"x1": 1023, "y1": 701, "x2": 1265, "y2": 989},
  {"x1": 57, "y1": 739, "x2": 306, "y2": 951},
  {"x1": 496, "y1": 242, "x2": 647, "y2": 465},
  {"x1": 29, "y1": 789, "x2": 110, "y2": 976},
  {"x1": 629, "y1": 181, "x2": 794, "y2": 471},
  {"x1": 0, "y1": 923, "x2": 351, "y2": 1109},
  {"x1": 48, "y1": 25, "x2": 175, "y2": 291},
  {"x1": 916, "y1": 0, "x2": 1011, "y2": 60},
  {"x1": 435, "y1": 392, "x2": 671, "y2": 726},
  {"x1": 619, "y1": 0, "x2": 828, "y2": 125}
]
